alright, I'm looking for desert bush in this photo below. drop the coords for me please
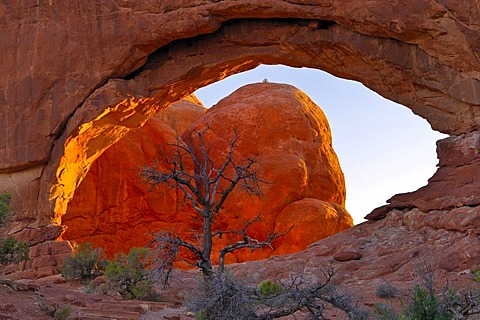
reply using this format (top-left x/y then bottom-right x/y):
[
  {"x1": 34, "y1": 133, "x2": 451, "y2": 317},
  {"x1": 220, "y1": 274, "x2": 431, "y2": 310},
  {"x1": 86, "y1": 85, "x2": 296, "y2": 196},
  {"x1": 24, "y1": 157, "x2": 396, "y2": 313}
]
[
  {"x1": 187, "y1": 268, "x2": 369, "y2": 320},
  {"x1": 374, "y1": 261, "x2": 480, "y2": 320},
  {"x1": 61, "y1": 242, "x2": 105, "y2": 280},
  {"x1": 440, "y1": 287, "x2": 480, "y2": 319},
  {"x1": 373, "y1": 302, "x2": 399, "y2": 320},
  {"x1": 104, "y1": 247, "x2": 157, "y2": 301},
  {"x1": 0, "y1": 236, "x2": 29, "y2": 266},
  {"x1": 0, "y1": 192, "x2": 12, "y2": 226},
  {"x1": 258, "y1": 279, "x2": 283, "y2": 297},
  {"x1": 376, "y1": 282, "x2": 399, "y2": 299},
  {"x1": 403, "y1": 284, "x2": 450, "y2": 320},
  {"x1": 195, "y1": 309, "x2": 208, "y2": 320},
  {"x1": 187, "y1": 272, "x2": 256, "y2": 320},
  {"x1": 54, "y1": 305, "x2": 72, "y2": 320},
  {"x1": 0, "y1": 192, "x2": 29, "y2": 267},
  {"x1": 471, "y1": 269, "x2": 480, "y2": 283}
]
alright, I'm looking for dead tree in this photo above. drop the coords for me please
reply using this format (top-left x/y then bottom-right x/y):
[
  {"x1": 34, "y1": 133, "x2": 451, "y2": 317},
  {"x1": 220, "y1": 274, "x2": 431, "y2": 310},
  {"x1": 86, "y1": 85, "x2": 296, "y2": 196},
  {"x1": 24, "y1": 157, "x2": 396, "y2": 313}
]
[
  {"x1": 140, "y1": 128, "x2": 288, "y2": 285},
  {"x1": 141, "y1": 128, "x2": 369, "y2": 319}
]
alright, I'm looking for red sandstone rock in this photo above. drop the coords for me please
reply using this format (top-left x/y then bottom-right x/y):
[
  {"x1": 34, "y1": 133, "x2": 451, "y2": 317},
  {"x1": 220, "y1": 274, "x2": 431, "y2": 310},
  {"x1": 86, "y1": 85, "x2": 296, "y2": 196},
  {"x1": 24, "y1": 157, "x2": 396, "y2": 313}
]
[
  {"x1": 386, "y1": 132, "x2": 480, "y2": 213},
  {"x1": 1, "y1": 0, "x2": 479, "y2": 231},
  {"x1": 182, "y1": 83, "x2": 352, "y2": 262},
  {"x1": 333, "y1": 250, "x2": 363, "y2": 262},
  {"x1": 61, "y1": 113, "x2": 197, "y2": 257},
  {"x1": 155, "y1": 96, "x2": 206, "y2": 135},
  {"x1": 273, "y1": 199, "x2": 352, "y2": 255},
  {"x1": 1, "y1": 0, "x2": 480, "y2": 285}
]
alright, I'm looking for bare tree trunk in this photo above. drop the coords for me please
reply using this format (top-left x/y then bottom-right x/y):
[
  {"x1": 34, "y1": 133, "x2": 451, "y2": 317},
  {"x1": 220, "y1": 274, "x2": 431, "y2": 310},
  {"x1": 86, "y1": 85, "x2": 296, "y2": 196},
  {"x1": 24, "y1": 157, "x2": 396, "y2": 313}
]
[{"x1": 201, "y1": 215, "x2": 214, "y2": 282}]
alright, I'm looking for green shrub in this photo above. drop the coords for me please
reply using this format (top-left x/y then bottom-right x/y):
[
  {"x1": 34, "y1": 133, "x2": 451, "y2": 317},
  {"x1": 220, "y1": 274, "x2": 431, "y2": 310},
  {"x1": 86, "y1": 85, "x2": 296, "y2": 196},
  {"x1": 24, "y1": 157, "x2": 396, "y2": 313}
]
[
  {"x1": 403, "y1": 285, "x2": 451, "y2": 320},
  {"x1": 54, "y1": 305, "x2": 72, "y2": 320},
  {"x1": 195, "y1": 309, "x2": 208, "y2": 320},
  {"x1": 0, "y1": 192, "x2": 12, "y2": 226},
  {"x1": 376, "y1": 282, "x2": 399, "y2": 299},
  {"x1": 471, "y1": 269, "x2": 480, "y2": 282},
  {"x1": 0, "y1": 236, "x2": 29, "y2": 266},
  {"x1": 104, "y1": 247, "x2": 157, "y2": 301},
  {"x1": 258, "y1": 279, "x2": 283, "y2": 297},
  {"x1": 61, "y1": 242, "x2": 105, "y2": 280}
]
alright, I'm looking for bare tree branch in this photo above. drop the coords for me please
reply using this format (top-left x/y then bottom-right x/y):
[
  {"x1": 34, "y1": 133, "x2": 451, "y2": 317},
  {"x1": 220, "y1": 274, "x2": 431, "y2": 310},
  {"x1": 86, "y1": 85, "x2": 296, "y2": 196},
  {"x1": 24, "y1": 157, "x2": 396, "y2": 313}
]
[
  {"x1": 217, "y1": 215, "x2": 294, "y2": 273},
  {"x1": 140, "y1": 128, "x2": 275, "y2": 284}
]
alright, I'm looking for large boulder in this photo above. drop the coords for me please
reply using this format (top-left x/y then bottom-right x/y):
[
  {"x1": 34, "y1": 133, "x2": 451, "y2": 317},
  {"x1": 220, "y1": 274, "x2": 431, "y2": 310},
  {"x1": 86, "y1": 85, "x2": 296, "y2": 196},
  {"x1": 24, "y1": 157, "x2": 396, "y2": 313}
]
[
  {"x1": 182, "y1": 83, "x2": 353, "y2": 262},
  {"x1": 2, "y1": 1, "x2": 480, "y2": 282}
]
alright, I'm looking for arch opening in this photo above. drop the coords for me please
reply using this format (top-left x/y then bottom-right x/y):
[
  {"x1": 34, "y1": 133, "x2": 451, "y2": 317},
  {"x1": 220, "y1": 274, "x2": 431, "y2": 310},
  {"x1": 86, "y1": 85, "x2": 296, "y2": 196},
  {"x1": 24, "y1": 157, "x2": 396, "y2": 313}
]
[
  {"x1": 57, "y1": 64, "x2": 445, "y2": 261},
  {"x1": 59, "y1": 80, "x2": 357, "y2": 261},
  {"x1": 47, "y1": 17, "x2": 477, "y2": 261},
  {"x1": 193, "y1": 65, "x2": 447, "y2": 223},
  {"x1": 49, "y1": 17, "x2": 470, "y2": 224}
]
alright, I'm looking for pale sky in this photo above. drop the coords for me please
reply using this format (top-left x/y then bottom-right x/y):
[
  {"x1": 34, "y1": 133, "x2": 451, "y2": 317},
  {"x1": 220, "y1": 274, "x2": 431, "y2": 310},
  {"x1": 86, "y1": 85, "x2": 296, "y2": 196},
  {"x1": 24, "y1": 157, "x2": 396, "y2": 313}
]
[{"x1": 194, "y1": 65, "x2": 447, "y2": 224}]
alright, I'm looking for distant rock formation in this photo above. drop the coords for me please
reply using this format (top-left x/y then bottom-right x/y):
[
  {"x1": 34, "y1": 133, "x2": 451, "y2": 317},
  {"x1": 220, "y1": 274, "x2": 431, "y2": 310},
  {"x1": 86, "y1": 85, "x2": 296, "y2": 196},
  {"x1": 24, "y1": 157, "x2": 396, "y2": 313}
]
[
  {"x1": 182, "y1": 83, "x2": 352, "y2": 262},
  {"x1": 62, "y1": 84, "x2": 353, "y2": 262}
]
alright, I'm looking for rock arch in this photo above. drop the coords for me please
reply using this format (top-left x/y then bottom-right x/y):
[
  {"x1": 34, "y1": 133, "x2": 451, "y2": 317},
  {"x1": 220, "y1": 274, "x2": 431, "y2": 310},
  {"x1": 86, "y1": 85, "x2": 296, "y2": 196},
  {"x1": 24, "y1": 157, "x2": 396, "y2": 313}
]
[{"x1": 1, "y1": 1, "x2": 480, "y2": 278}]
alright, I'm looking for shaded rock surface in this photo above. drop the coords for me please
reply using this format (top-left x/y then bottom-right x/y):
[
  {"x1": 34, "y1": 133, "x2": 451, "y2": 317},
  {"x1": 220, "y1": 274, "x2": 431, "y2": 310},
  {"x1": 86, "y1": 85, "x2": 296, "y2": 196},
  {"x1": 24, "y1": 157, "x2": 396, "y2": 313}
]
[
  {"x1": 0, "y1": 275, "x2": 192, "y2": 320},
  {"x1": 60, "y1": 84, "x2": 352, "y2": 262}
]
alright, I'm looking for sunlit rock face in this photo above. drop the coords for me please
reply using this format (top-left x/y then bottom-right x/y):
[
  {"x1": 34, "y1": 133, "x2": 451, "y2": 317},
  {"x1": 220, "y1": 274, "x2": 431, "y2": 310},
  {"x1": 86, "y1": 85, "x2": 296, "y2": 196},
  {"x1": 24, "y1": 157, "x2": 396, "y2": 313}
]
[
  {"x1": 62, "y1": 84, "x2": 352, "y2": 262},
  {"x1": 62, "y1": 100, "x2": 204, "y2": 257},
  {"x1": 155, "y1": 96, "x2": 206, "y2": 134},
  {"x1": 182, "y1": 83, "x2": 353, "y2": 262}
]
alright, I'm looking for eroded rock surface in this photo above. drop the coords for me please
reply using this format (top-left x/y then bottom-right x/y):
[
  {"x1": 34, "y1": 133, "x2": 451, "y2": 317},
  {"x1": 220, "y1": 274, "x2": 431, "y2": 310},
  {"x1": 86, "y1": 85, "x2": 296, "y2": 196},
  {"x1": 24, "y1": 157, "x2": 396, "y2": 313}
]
[
  {"x1": 182, "y1": 83, "x2": 352, "y2": 262},
  {"x1": 2, "y1": 1, "x2": 480, "y2": 228},
  {"x1": 61, "y1": 100, "x2": 203, "y2": 257}
]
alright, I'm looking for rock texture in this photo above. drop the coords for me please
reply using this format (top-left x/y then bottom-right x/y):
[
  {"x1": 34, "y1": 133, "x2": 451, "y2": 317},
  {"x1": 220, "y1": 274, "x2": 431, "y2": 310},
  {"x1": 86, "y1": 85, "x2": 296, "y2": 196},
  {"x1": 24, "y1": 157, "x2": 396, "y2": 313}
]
[
  {"x1": 155, "y1": 96, "x2": 206, "y2": 134},
  {"x1": 60, "y1": 83, "x2": 352, "y2": 262},
  {"x1": 0, "y1": 0, "x2": 479, "y2": 283},
  {"x1": 2, "y1": 0, "x2": 480, "y2": 227},
  {"x1": 61, "y1": 99, "x2": 204, "y2": 257},
  {"x1": 182, "y1": 83, "x2": 352, "y2": 262}
]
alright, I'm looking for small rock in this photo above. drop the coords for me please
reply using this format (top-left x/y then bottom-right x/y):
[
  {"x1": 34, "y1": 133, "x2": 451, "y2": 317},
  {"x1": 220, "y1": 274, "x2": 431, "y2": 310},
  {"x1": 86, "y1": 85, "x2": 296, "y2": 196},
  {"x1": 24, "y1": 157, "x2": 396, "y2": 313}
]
[
  {"x1": 0, "y1": 304, "x2": 16, "y2": 312},
  {"x1": 64, "y1": 293, "x2": 75, "y2": 302},
  {"x1": 73, "y1": 300, "x2": 86, "y2": 307},
  {"x1": 15, "y1": 282, "x2": 39, "y2": 292},
  {"x1": 333, "y1": 250, "x2": 362, "y2": 262},
  {"x1": 90, "y1": 276, "x2": 107, "y2": 287}
]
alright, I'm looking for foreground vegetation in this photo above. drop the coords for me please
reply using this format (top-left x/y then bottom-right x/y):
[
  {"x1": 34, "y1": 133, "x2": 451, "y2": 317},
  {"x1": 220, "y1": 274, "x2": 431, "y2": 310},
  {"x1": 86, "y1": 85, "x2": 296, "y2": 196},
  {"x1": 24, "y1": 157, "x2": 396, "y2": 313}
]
[
  {"x1": 0, "y1": 192, "x2": 29, "y2": 267},
  {"x1": 61, "y1": 242, "x2": 480, "y2": 319},
  {"x1": 58, "y1": 128, "x2": 480, "y2": 319},
  {"x1": 374, "y1": 263, "x2": 480, "y2": 320}
]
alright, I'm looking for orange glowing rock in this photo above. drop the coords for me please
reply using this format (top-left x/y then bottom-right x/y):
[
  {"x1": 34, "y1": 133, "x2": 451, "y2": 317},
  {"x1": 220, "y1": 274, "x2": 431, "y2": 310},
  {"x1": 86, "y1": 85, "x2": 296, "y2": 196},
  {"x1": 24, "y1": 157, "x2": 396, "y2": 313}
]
[
  {"x1": 154, "y1": 96, "x2": 206, "y2": 134},
  {"x1": 182, "y1": 83, "x2": 352, "y2": 262},
  {"x1": 62, "y1": 84, "x2": 353, "y2": 262},
  {"x1": 61, "y1": 100, "x2": 203, "y2": 257}
]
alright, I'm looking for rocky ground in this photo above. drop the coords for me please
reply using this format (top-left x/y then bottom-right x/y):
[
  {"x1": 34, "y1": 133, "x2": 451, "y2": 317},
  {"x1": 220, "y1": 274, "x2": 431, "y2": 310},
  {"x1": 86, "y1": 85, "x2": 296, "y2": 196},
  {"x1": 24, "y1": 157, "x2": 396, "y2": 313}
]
[
  {"x1": 0, "y1": 275, "x2": 194, "y2": 320},
  {"x1": 1, "y1": 208, "x2": 478, "y2": 319},
  {"x1": 0, "y1": 267, "x2": 475, "y2": 320}
]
